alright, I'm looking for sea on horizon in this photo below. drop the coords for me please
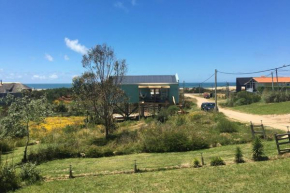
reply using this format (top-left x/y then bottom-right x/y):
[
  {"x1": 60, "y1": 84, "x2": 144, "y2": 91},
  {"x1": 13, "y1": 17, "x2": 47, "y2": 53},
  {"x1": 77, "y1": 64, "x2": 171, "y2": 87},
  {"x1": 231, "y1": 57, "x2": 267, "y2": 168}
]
[{"x1": 25, "y1": 82, "x2": 236, "y2": 90}]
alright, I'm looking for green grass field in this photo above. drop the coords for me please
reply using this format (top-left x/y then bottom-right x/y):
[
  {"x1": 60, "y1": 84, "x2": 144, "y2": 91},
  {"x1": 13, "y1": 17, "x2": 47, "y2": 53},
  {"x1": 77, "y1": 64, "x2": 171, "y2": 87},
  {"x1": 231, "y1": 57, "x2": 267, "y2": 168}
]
[
  {"x1": 16, "y1": 158, "x2": 290, "y2": 193},
  {"x1": 11, "y1": 140, "x2": 290, "y2": 193},
  {"x1": 229, "y1": 101, "x2": 290, "y2": 115},
  {"x1": 2, "y1": 139, "x2": 288, "y2": 192}
]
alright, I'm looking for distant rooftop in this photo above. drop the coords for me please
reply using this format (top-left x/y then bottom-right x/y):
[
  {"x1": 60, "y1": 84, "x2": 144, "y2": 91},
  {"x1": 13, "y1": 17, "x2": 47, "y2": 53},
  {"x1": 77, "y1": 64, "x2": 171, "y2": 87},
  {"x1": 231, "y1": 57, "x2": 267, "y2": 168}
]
[
  {"x1": 253, "y1": 77, "x2": 290, "y2": 83},
  {"x1": 0, "y1": 82, "x2": 32, "y2": 94},
  {"x1": 119, "y1": 75, "x2": 178, "y2": 84}
]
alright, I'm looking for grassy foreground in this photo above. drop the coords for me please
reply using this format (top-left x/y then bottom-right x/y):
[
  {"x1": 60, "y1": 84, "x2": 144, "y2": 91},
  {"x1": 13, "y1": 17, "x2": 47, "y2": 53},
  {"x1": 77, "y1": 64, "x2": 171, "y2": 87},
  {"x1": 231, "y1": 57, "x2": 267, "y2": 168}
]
[
  {"x1": 229, "y1": 101, "x2": 290, "y2": 115},
  {"x1": 16, "y1": 157, "x2": 290, "y2": 193},
  {"x1": 4, "y1": 139, "x2": 289, "y2": 192}
]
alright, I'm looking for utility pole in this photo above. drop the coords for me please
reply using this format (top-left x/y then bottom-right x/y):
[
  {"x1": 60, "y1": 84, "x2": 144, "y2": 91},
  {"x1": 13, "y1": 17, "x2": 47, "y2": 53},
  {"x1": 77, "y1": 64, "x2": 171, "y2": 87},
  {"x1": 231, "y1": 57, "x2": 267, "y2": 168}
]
[
  {"x1": 271, "y1": 72, "x2": 274, "y2": 91},
  {"x1": 183, "y1": 81, "x2": 185, "y2": 105},
  {"x1": 226, "y1": 82, "x2": 229, "y2": 99},
  {"x1": 276, "y1": 68, "x2": 279, "y2": 89},
  {"x1": 199, "y1": 84, "x2": 201, "y2": 95},
  {"x1": 215, "y1": 69, "x2": 218, "y2": 112}
]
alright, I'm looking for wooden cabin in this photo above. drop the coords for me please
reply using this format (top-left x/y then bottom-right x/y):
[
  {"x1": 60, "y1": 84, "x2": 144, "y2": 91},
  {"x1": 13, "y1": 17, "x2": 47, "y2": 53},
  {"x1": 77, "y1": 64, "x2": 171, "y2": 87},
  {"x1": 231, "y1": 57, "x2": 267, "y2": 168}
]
[
  {"x1": 120, "y1": 75, "x2": 179, "y2": 105},
  {"x1": 114, "y1": 75, "x2": 179, "y2": 119}
]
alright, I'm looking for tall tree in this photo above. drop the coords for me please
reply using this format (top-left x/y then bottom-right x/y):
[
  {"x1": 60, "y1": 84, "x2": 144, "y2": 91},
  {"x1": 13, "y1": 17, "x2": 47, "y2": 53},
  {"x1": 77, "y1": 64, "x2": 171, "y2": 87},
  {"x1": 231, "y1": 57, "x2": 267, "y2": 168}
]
[
  {"x1": 78, "y1": 44, "x2": 127, "y2": 139},
  {"x1": 0, "y1": 95, "x2": 51, "y2": 162}
]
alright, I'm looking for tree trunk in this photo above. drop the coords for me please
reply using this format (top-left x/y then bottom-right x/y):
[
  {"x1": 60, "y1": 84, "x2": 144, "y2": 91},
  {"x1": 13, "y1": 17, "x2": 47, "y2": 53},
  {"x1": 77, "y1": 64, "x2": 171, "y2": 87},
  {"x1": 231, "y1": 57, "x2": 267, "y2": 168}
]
[
  {"x1": 23, "y1": 123, "x2": 30, "y2": 163},
  {"x1": 104, "y1": 114, "x2": 109, "y2": 139}
]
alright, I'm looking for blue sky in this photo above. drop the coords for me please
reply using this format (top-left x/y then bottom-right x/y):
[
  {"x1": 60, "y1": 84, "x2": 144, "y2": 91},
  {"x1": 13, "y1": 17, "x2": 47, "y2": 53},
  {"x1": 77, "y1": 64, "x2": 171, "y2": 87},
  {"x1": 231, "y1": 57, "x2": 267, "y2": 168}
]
[{"x1": 1, "y1": 0, "x2": 290, "y2": 83}]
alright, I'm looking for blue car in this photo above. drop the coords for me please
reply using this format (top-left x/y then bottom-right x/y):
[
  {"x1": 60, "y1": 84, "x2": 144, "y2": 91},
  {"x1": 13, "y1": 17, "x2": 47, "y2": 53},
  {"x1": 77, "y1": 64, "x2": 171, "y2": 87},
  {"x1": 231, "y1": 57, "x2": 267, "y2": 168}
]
[{"x1": 201, "y1": 102, "x2": 218, "y2": 111}]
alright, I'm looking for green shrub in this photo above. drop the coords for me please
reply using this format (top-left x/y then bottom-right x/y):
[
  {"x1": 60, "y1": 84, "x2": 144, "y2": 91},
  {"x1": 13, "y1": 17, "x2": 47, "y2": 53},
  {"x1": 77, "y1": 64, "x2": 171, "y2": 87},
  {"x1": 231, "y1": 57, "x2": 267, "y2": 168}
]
[
  {"x1": 167, "y1": 105, "x2": 180, "y2": 116},
  {"x1": 0, "y1": 164, "x2": 20, "y2": 193},
  {"x1": 63, "y1": 125, "x2": 79, "y2": 134},
  {"x1": 157, "y1": 108, "x2": 169, "y2": 123},
  {"x1": 0, "y1": 140, "x2": 13, "y2": 153},
  {"x1": 216, "y1": 118, "x2": 238, "y2": 133},
  {"x1": 193, "y1": 158, "x2": 200, "y2": 168},
  {"x1": 88, "y1": 137, "x2": 108, "y2": 146},
  {"x1": 183, "y1": 100, "x2": 195, "y2": 109},
  {"x1": 191, "y1": 113, "x2": 203, "y2": 121},
  {"x1": 175, "y1": 115, "x2": 186, "y2": 126},
  {"x1": 20, "y1": 162, "x2": 42, "y2": 185},
  {"x1": 210, "y1": 157, "x2": 225, "y2": 166},
  {"x1": 224, "y1": 91, "x2": 261, "y2": 107},
  {"x1": 252, "y1": 137, "x2": 268, "y2": 161},
  {"x1": 141, "y1": 126, "x2": 191, "y2": 153},
  {"x1": 27, "y1": 145, "x2": 79, "y2": 164},
  {"x1": 85, "y1": 146, "x2": 103, "y2": 158},
  {"x1": 235, "y1": 147, "x2": 245, "y2": 163},
  {"x1": 263, "y1": 91, "x2": 290, "y2": 103}
]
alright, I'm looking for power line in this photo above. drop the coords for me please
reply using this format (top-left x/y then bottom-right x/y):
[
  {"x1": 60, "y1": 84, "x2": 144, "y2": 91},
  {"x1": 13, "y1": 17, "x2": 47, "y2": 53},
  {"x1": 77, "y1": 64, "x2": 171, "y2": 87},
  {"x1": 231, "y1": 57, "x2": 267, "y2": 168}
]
[
  {"x1": 218, "y1": 64, "x2": 290, "y2": 75},
  {"x1": 200, "y1": 73, "x2": 215, "y2": 84}
]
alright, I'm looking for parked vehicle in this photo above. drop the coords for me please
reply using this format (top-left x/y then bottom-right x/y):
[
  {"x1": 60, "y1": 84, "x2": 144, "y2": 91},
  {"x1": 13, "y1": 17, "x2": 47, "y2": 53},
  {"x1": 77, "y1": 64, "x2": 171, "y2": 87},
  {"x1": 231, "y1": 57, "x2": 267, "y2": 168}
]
[
  {"x1": 201, "y1": 102, "x2": 218, "y2": 111},
  {"x1": 203, "y1": 92, "x2": 210, "y2": 99}
]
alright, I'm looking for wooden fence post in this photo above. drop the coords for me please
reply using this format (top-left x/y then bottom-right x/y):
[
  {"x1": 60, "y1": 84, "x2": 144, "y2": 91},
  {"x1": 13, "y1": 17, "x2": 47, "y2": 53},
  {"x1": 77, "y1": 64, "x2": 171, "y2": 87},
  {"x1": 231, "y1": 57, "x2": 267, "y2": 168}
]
[
  {"x1": 261, "y1": 120, "x2": 266, "y2": 139},
  {"x1": 69, "y1": 165, "x2": 74, "y2": 178},
  {"x1": 250, "y1": 122, "x2": 255, "y2": 138},
  {"x1": 134, "y1": 160, "x2": 138, "y2": 173},
  {"x1": 200, "y1": 153, "x2": 205, "y2": 166},
  {"x1": 274, "y1": 134, "x2": 281, "y2": 154}
]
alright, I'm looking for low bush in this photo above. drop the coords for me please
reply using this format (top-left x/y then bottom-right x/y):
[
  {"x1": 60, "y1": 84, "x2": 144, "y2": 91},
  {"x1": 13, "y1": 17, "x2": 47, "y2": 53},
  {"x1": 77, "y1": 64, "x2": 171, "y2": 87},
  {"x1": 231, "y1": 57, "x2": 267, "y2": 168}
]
[
  {"x1": 235, "y1": 147, "x2": 245, "y2": 163},
  {"x1": 167, "y1": 105, "x2": 180, "y2": 116},
  {"x1": 192, "y1": 158, "x2": 200, "y2": 168},
  {"x1": 216, "y1": 118, "x2": 238, "y2": 133},
  {"x1": 0, "y1": 163, "x2": 20, "y2": 193},
  {"x1": 85, "y1": 146, "x2": 102, "y2": 157},
  {"x1": 141, "y1": 125, "x2": 209, "y2": 153},
  {"x1": 183, "y1": 100, "x2": 195, "y2": 109},
  {"x1": 20, "y1": 162, "x2": 42, "y2": 185},
  {"x1": 27, "y1": 145, "x2": 79, "y2": 164},
  {"x1": 0, "y1": 140, "x2": 13, "y2": 153},
  {"x1": 210, "y1": 157, "x2": 225, "y2": 166},
  {"x1": 157, "y1": 108, "x2": 169, "y2": 123},
  {"x1": 263, "y1": 91, "x2": 290, "y2": 103},
  {"x1": 224, "y1": 91, "x2": 261, "y2": 107},
  {"x1": 252, "y1": 137, "x2": 268, "y2": 161}
]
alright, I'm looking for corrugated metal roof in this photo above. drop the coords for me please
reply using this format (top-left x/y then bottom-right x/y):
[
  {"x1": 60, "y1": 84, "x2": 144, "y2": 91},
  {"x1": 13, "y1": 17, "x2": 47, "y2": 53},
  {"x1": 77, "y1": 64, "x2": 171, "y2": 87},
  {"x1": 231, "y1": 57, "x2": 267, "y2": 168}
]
[
  {"x1": 119, "y1": 75, "x2": 178, "y2": 84},
  {"x1": 253, "y1": 77, "x2": 290, "y2": 83}
]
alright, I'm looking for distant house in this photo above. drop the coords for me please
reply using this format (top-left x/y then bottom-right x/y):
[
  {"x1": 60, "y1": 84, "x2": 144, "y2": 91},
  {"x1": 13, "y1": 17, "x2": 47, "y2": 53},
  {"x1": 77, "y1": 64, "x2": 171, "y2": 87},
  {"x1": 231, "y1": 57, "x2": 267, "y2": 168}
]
[
  {"x1": 0, "y1": 81, "x2": 32, "y2": 97},
  {"x1": 236, "y1": 76, "x2": 290, "y2": 92},
  {"x1": 120, "y1": 75, "x2": 179, "y2": 104}
]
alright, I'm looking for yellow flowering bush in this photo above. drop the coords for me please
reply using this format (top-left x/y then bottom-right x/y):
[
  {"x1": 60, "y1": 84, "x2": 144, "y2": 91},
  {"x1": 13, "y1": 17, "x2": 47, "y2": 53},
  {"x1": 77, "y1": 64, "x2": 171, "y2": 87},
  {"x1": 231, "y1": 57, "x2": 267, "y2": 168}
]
[{"x1": 30, "y1": 116, "x2": 85, "y2": 132}]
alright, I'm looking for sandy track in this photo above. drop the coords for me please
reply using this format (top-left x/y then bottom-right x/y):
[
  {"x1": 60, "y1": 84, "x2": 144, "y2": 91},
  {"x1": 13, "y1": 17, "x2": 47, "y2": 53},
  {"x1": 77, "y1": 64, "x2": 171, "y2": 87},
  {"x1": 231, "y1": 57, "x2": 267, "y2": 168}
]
[{"x1": 185, "y1": 94, "x2": 290, "y2": 132}]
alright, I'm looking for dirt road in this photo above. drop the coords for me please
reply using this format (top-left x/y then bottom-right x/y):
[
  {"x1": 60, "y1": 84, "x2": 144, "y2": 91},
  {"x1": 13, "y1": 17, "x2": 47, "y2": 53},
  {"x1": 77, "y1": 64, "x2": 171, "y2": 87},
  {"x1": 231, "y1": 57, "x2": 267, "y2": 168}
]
[{"x1": 185, "y1": 94, "x2": 290, "y2": 132}]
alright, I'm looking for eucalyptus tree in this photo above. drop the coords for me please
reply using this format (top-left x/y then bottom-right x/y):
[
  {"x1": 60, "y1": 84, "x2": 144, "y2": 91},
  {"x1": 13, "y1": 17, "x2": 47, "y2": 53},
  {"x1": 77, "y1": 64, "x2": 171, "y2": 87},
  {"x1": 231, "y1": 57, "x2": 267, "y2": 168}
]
[
  {"x1": 0, "y1": 95, "x2": 51, "y2": 162},
  {"x1": 77, "y1": 44, "x2": 127, "y2": 139}
]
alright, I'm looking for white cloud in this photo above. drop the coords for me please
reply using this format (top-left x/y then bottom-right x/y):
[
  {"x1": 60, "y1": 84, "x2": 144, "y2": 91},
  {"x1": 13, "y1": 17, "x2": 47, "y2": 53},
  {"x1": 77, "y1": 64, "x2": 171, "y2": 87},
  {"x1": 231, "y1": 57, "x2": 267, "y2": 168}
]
[
  {"x1": 45, "y1": 53, "x2": 54, "y2": 62},
  {"x1": 131, "y1": 0, "x2": 136, "y2": 6},
  {"x1": 64, "y1": 55, "x2": 70, "y2": 60},
  {"x1": 64, "y1": 37, "x2": 88, "y2": 55},
  {"x1": 32, "y1": 75, "x2": 46, "y2": 80},
  {"x1": 49, "y1": 73, "x2": 58, "y2": 79},
  {"x1": 0, "y1": 68, "x2": 3, "y2": 72},
  {"x1": 114, "y1": 1, "x2": 128, "y2": 12}
]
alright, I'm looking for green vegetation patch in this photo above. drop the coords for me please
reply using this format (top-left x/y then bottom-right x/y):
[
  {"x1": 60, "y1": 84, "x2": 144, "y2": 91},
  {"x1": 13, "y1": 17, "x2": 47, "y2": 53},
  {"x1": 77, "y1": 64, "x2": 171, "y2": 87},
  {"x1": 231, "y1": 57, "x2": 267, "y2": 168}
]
[
  {"x1": 16, "y1": 157, "x2": 290, "y2": 193},
  {"x1": 230, "y1": 101, "x2": 290, "y2": 115}
]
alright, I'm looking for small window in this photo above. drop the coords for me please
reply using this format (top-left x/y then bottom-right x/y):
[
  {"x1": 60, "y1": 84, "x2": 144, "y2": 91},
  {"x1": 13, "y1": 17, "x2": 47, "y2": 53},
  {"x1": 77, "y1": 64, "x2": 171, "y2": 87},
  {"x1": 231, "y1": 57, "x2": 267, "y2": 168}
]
[
  {"x1": 155, "y1": 89, "x2": 160, "y2": 94},
  {"x1": 150, "y1": 89, "x2": 154, "y2": 95}
]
